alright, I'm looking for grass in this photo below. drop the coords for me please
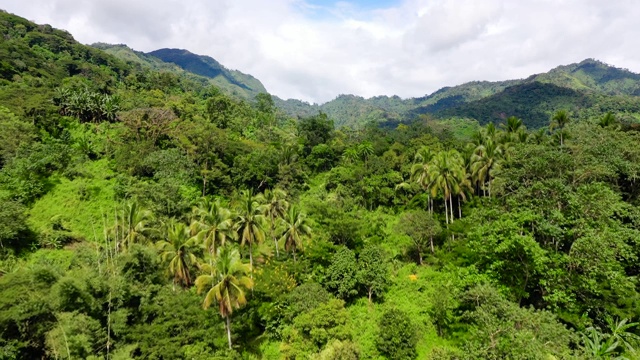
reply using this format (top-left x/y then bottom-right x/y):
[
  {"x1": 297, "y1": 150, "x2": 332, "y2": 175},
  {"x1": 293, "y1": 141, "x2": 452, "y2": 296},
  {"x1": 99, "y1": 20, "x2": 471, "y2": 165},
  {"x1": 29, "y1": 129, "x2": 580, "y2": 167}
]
[{"x1": 28, "y1": 159, "x2": 118, "y2": 242}]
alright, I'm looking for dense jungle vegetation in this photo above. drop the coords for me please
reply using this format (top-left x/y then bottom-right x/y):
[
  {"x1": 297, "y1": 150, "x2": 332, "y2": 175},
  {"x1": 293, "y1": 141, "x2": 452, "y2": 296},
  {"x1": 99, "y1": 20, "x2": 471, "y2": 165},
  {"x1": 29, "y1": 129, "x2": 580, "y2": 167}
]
[{"x1": 2, "y1": 9, "x2": 640, "y2": 360}]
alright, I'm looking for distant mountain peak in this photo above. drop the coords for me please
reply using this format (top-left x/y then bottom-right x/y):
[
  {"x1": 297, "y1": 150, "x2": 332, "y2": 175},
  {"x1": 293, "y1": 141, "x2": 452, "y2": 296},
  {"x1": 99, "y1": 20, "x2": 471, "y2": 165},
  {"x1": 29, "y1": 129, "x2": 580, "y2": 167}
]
[{"x1": 146, "y1": 48, "x2": 267, "y2": 99}]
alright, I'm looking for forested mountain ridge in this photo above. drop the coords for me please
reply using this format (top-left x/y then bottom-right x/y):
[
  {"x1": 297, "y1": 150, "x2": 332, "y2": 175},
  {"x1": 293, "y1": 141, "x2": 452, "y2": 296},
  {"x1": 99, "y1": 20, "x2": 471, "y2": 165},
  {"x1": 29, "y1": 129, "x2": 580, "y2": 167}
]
[
  {"x1": 274, "y1": 59, "x2": 640, "y2": 128},
  {"x1": 148, "y1": 48, "x2": 268, "y2": 98},
  {"x1": 92, "y1": 37, "x2": 640, "y2": 129},
  {"x1": 3, "y1": 9, "x2": 640, "y2": 360},
  {"x1": 94, "y1": 44, "x2": 268, "y2": 100}
]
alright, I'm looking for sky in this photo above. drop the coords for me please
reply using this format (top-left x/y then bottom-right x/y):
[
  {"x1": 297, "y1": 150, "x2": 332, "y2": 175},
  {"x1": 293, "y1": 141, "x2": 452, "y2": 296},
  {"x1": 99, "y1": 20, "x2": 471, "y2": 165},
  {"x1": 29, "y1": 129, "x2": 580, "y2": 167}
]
[{"x1": 3, "y1": 0, "x2": 640, "y2": 104}]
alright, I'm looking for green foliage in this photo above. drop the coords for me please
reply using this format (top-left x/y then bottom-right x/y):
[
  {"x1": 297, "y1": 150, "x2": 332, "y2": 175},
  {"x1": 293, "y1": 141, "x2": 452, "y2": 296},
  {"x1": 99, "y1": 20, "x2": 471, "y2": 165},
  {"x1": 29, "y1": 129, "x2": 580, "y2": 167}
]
[
  {"x1": 396, "y1": 210, "x2": 442, "y2": 264},
  {"x1": 297, "y1": 112, "x2": 335, "y2": 154},
  {"x1": 325, "y1": 246, "x2": 359, "y2": 300},
  {"x1": 45, "y1": 311, "x2": 105, "y2": 359},
  {"x1": 283, "y1": 298, "x2": 351, "y2": 358},
  {"x1": 5, "y1": 9, "x2": 640, "y2": 360},
  {"x1": 461, "y1": 284, "x2": 578, "y2": 360},
  {"x1": 357, "y1": 244, "x2": 388, "y2": 303},
  {"x1": 376, "y1": 308, "x2": 418, "y2": 360}
]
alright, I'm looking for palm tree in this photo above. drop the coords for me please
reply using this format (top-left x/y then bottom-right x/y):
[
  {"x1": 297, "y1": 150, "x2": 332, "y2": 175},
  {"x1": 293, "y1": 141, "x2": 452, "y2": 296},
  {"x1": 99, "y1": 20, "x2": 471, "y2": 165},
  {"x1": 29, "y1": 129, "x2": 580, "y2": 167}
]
[
  {"x1": 156, "y1": 220, "x2": 199, "y2": 288},
  {"x1": 234, "y1": 190, "x2": 266, "y2": 279},
  {"x1": 501, "y1": 116, "x2": 524, "y2": 143},
  {"x1": 503, "y1": 116, "x2": 523, "y2": 134},
  {"x1": 118, "y1": 202, "x2": 153, "y2": 252},
  {"x1": 358, "y1": 141, "x2": 375, "y2": 168},
  {"x1": 278, "y1": 206, "x2": 312, "y2": 261},
  {"x1": 195, "y1": 246, "x2": 253, "y2": 349},
  {"x1": 454, "y1": 165, "x2": 472, "y2": 219},
  {"x1": 471, "y1": 140, "x2": 502, "y2": 197},
  {"x1": 258, "y1": 188, "x2": 289, "y2": 257},
  {"x1": 429, "y1": 150, "x2": 466, "y2": 225},
  {"x1": 598, "y1": 111, "x2": 617, "y2": 128},
  {"x1": 485, "y1": 122, "x2": 497, "y2": 140},
  {"x1": 342, "y1": 147, "x2": 359, "y2": 164},
  {"x1": 193, "y1": 198, "x2": 234, "y2": 256},
  {"x1": 551, "y1": 110, "x2": 570, "y2": 146},
  {"x1": 528, "y1": 128, "x2": 546, "y2": 144},
  {"x1": 410, "y1": 146, "x2": 435, "y2": 214}
]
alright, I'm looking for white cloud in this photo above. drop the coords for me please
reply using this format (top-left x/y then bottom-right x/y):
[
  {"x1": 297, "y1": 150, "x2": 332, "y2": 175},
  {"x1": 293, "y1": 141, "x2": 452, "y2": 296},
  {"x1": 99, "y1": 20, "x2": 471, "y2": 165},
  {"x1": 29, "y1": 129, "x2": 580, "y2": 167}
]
[{"x1": 3, "y1": 0, "x2": 640, "y2": 103}]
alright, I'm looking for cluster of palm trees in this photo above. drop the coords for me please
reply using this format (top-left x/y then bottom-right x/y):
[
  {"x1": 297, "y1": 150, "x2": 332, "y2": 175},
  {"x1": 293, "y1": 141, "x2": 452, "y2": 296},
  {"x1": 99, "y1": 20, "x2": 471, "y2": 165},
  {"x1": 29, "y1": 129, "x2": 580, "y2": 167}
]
[
  {"x1": 53, "y1": 87, "x2": 120, "y2": 122},
  {"x1": 405, "y1": 116, "x2": 534, "y2": 227},
  {"x1": 110, "y1": 189, "x2": 312, "y2": 349}
]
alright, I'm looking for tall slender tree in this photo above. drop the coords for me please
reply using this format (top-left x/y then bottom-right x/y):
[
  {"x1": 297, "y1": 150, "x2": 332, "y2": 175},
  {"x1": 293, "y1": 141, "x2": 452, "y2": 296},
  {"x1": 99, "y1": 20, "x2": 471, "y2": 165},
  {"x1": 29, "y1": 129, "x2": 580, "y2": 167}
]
[
  {"x1": 195, "y1": 246, "x2": 253, "y2": 349},
  {"x1": 258, "y1": 188, "x2": 289, "y2": 257},
  {"x1": 118, "y1": 201, "x2": 153, "y2": 252},
  {"x1": 410, "y1": 146, "x2": 435, "y2": 214},
  {"x1": 429, "y1": 150, "x2": 466, "y2": 225},
  {"x1": 193, "y1": 198, "x2": 234, "y2": 256},
  {"x1": 156, "y1": 220, "x2": 199, "y2": 288},
  {"x1": 551, "y1": 110, "x2": 570, "y2": 146},
  {"x1": 471, "y1": 140, "x2": 502, "y2": 197},
  {"x1": 234, "y1": 190, "x2": 266, "y2": 278},
  {"x1": 278, "y1": 206, "x2": 312, "y2": 261}
]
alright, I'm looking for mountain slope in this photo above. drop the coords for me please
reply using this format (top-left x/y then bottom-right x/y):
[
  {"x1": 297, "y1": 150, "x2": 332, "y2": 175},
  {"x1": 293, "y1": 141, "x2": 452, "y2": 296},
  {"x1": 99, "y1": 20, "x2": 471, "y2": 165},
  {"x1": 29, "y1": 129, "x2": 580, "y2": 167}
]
[
  {"x1": 275, "y1": 59, "x2": 640, "y2": 128},
  {"x1": 148, "y1": 48, "x2": 267, "y2": 99}
]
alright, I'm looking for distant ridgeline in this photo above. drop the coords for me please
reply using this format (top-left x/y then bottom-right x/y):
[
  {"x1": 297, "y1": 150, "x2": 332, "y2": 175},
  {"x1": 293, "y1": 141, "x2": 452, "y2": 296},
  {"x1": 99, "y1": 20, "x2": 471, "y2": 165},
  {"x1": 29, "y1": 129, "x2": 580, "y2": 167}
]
[
  {"x1": 274, "y1": 60, "x2": 640, "y2": 128},
  {"x1": 94, "y1": 44, "x2": 267, "y2": 100},
  {"x1": 2, "y1": 7, "x2": 640, "y2": 129},
  {"x1": 94, "y1": 38, "x2": 640, "y2": 129}
]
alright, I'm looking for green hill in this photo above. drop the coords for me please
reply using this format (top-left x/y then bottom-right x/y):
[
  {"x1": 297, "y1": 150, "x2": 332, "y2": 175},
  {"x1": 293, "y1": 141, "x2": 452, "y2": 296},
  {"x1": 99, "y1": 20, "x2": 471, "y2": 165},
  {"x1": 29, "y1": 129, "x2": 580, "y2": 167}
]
[
  {"x1": 275, "y1": 59, "x2": 640, "y2": 128},
  {"x1": 148, "y1": 48, "x2": 267, "y2": 99}
]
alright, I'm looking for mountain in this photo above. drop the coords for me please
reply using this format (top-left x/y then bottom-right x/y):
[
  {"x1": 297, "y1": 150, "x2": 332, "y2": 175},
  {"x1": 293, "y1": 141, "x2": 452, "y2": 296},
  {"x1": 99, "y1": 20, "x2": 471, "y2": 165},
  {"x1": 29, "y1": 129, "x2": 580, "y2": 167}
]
[
  {"x1": 274, "y1": 59, "x2": 640, "y2": 128},
  {"x1": 148, "y1": 48, "x2": 267, "y2": 99},
  {"x1": 95, "y1": 44, "x2": 267, "y2": 100}
]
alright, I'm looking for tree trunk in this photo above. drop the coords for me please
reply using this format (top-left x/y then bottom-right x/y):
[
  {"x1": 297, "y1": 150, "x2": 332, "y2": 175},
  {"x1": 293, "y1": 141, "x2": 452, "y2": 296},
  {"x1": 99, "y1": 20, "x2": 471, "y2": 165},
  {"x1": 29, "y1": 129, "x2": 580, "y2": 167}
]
[
  {"x1": 419, "y1": 251, "x2": 423, "y2": 265},
  {"x1": 488, "y1": 178, "x2": 492, "y2": 198},
  {"x1": 444, "y1": 197, "x2": 449, "y2": 225},
  {"x1": 368, "y1": 288, "x2": 373, "y2": 304},
  {"x1": 458, "y1": 196, "x2": 462, "y2": 219},
  {"x1": 272, "y1": 214, "x2": 279, "y2": 257},
  {"x1": 449, "y1": 195, "x2": 455, "y2": 241},
  {"x1": 249, "y1": 242, "x2": 253, "y2": 280},
  {"x1": 430, "y1": 235, "x2": 434, "y2": 254},
  {"x1": 449, "y1": 196, "x2": 454, "y2": 224},
  {"x1": 226, "y1": 315, "x2": 232, "y2": 349},
  {"x1": 202, "y1": 160, "x2": 208, "y2": 197}
]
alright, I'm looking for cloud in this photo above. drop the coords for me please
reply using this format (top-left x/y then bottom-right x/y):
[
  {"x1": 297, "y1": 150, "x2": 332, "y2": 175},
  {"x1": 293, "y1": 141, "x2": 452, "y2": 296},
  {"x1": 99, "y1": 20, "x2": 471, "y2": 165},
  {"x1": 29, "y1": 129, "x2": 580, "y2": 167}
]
[{"x1": 3, "y1": 0, "x2": 640, "y2": 103}]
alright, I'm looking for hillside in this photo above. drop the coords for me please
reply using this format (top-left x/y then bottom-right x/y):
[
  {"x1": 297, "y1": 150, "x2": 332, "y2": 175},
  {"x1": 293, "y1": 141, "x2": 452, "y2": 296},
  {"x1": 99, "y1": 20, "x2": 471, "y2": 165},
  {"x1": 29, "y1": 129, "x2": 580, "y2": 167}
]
[
  {"x1": 3, "y1": 9, "x2": 640, "y2": 360},
  {"x1": 95, "y1": 44, "x2": 267, "y2": 100},
  {"x1": 275, "y1": 59, "x2": 640, "y2": 128},
  {"x1": 148, "y1": 48, "x2": 267, "y2": 99},
  {"x1": 93, "y1": 41, "x2": 640, "y2": 129}
]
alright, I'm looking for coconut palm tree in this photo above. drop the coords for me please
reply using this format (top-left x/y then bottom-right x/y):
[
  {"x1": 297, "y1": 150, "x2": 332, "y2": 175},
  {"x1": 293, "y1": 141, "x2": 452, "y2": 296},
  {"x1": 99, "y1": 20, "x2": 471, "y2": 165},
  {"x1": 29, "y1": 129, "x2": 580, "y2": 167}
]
[
  {"x1": 278, "y1": 206, "x2": 312, "y2": 261},
  {"x1": 528, "y1": 128, "x2": 547, "y2": 144},
  {"x1": 410, "y1": 146, "x2": 435, "y2": 214},
  {"x1": 342, "y1": 147, "x2": 359, "y2": 164},
  {"x1": 598, "y1": 111, "x2": 617, "y2": 128},
  {"x1": 471, "y1": 140, "x2": 503, "y2": 197},
  {"x1": 503, "y1": 116, "x2": 524, "y2": 134},
  {"x1": 195, "y1": 246, "x2": 253, "y2": 349},
  {"x1": 258, "y1": 188, "x2": 289, "y2": 257},
  {"x1": 118, "y1": 202, "x2": 153, "y2": 252},
  {"x1": 358, "y1": 141, "x2": 375, "y2": 168},
  {"x1": 551, "y1": 110, "x2": 570, "y2": 146},
  {"x1": 429, "y1": 150, "x2": 466, "y2": 225},
  {"x1": 234, "y1": 190, "x2": 266, "y2": 279},
  {"x1": 156, "y1": 220, "x2": 199, "y2": 288},
  {"x1": 193, "y1": 198, "x2": 234, "y2": 256}
]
